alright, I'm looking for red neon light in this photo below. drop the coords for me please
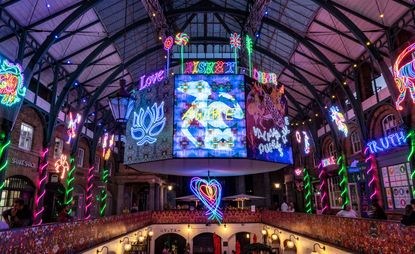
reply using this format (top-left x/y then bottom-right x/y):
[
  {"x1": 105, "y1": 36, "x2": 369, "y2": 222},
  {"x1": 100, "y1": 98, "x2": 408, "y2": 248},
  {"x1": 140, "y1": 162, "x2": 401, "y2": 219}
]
[{"x1": 394, "y1": 43, "x2": 415, "y2": 111}]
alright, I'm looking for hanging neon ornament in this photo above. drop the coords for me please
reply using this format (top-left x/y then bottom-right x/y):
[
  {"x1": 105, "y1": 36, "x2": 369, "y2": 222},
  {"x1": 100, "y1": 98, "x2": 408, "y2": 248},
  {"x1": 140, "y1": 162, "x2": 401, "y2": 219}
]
[
  {"x1": 229, "y1": 32, "x2": 241, "y2": 74},
  {"x1": 54, "y1": 154, "x2": 69, "y2": 180},
  {"x1": 303, "y1": 131, "x2": 310, "y2": 155},
  {"x1": 295, "y1": 131, "x2": 301, "y2": 143},
  {"x1": 318, "y1": 162, "x2": 329, "y2": 214},
  {"x1": 245, "y1": 35, "x2": 253, "y2": 77},
  {"x1": 84, "y1": 165, "x2": 94, "y2": 220},
  {"x1": 0, "y1": 139, "x2": 10, "y2": 191},
  {"x1": 0, "y1": 58, "x2": 26, "y2": 107},
  {"x1": 294, "y1": 168, "x2": 302, "y2": 176},
  {"x1": 393, "y1": 43, "x2": 415, "y2": 111},
  {"x1": 164, "y1": 36, "x2": 173, "y2": 78},
  {"x1": 175, "y1": 32, "x2": 190, "y2": 74},
  {"x1": 406, "y1": 130, "x2": 415, "y2": 197},
  {"x1": 102, "y1": 133, "x2": 115, "y2": 160},
  {"x1": 34, "y1": 148, "x2": 48, "y2": 225},
  {"x1": 337, "y1": 155, "x2": 350, "y2": 208},
  {"x1": 364, "y1": 147, "x2": 381, "y2": 202},
  {"x1": 303, "y1": 168, "x2": 312, "y2": 214},
  {"x1": 66, "y1": 112, "x2": 81, "y2": 144},
  {"x1": 329, "y1": 106, "x2": 348, "y2": 138},
  {"x1": 190, "y1": 177, "x2": 223, "y2": 223},
  {"x1": 64, "y1": 156, "x2": 76, "y2": 214}
]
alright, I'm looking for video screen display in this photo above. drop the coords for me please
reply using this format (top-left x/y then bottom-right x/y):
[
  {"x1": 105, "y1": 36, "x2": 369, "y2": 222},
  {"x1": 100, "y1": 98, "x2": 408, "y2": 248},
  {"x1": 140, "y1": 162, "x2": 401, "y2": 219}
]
[
  {"x1": 124, "y1": 77, "x2": 173, "y2": 164},
  {"x1": 245, "y1": 77, "x2": 293, "y2": 164},
  {"x1": 174, "y1": 75, "x2": 247, "y2": 158}
]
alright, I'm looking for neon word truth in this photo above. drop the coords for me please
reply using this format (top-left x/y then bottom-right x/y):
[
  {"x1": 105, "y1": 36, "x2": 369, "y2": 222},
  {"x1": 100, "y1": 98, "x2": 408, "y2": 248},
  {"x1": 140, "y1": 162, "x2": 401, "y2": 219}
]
[
  {"x1": 366, "y1": 130, "x2": 407, "y2": 154},
  {"x1": 321, "y1": 156, "x2": 336, "y2": 167},
  {"x1": 139, "y1": 69, "x2": 165, "y2": 90},
  {"x1": 253, "y1": 68, "x2": 278, "y2": 86},
  {"x1": 131, "y1": 101, "x2": 166, "y2": 146},
  {"x1": 184, "y1": 61, "x2": 236, "y2": 74},
  {"x1": 393, "y1": 43, "x2": 415, "y2": 111},
  {"x1": 0, "y1": 58, "x2": 26, "y2": 107}
]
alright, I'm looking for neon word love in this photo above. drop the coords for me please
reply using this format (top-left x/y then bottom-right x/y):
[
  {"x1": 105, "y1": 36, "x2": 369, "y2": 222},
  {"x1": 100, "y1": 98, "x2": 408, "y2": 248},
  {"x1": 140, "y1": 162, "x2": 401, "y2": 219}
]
[
  {"x1": 366, "y1": 130, "x2": 407, "y2": 154},
  {"x1": 253, "y1": 68, "x2": 278, "y2": 86},
  {"x1": 190, "y1": 177, "x2": 223, "y2": 223},
  {"x1": 183, "y1": 61, "x2": 236, "y2": 74},
  {"x1": 0, "y1": 58, "x2": 26, "y2": 107},
  {"x1": 321, "y1": 156, "x2": 336, "y2": 167},
  {"x1": 139, "y1": 70, "x2": 165, "y2": 90}
]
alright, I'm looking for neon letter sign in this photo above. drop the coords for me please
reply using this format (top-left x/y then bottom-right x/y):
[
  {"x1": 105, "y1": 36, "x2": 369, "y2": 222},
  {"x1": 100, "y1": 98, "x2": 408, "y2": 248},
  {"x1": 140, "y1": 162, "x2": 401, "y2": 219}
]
[
  {"x1": 366, "y1": 130, "x2": 407, "y2": 154},
  {"x1": 66, "y1": 112, "x2": 81, "y2": 144},
  {"x1": 184, "y1": 61, "x2": 235, "y2": 74},
  {"x1": 190, "y1": 177, "x2": 223, "y2": 223},
  {"x1": 253, "y1": 68, "x2": 278, "y2": 86},
  {"x1": 329, "y1": 106, "x2": 348, "y2": 138},
  {"x1": 102, "y1": 133, "x2": 115, "y2": 160},
  {"x1": 0, "y1": 58, "x2": 26, "y2": 107},
  {"x1": 321, "y1": 156, "x2": 336, "y2": 167},
  {"x1": 303, "y1": 131, "x2": 310, "y2": 155},
  {"x1": 139, "y1": 70, "x2": 165, "y2": 90},
  {"x1": 131, "y1": 101, "x2": 166, "y2": 145},
  {"x1": 393, "y1": 43, "x2": 415, "y2": 110}
]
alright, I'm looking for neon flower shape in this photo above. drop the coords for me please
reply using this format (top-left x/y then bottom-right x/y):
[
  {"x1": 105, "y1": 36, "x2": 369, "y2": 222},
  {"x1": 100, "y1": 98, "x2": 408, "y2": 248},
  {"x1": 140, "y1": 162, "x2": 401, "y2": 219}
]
[
  {"x1": 245, "y1": 35, "x2": 253, "y2": 55},
  {"x1": 190, "y1": 177, "x2": 223, "y2": 223},
  {"x1": 302, "y1": 131, "x2": 310, "y2": 155},
  {"x1": 0, "y1": 58, "x2": 26, "y2": 107},
  {"x1": 102, "y1": 133, "x2": 115, "y2": 160},
  {"x1": 164, "y1": 36, "x2": 174, "y2": 50},
  {"x1": 174, "y1": 32, "x2": 189, "y2": 46},
  {"x1": 393, "y1": 43, "x2": 415, "y2": 111},
  {"x1": 229, "y1": 32, "x2": 241, "y2": 49},
  {"x1": 55, "y1": 154, "x2": 69, "y2": 180},
  {"x1": 131, "y1": 101, "x2": 166, "y2": 146},
  {"x1": 66, "y1": 112, "x2": 81, "y2": 144},
  {"x1": 329, "y1": 106, "x2": 348, "y2": 137}
]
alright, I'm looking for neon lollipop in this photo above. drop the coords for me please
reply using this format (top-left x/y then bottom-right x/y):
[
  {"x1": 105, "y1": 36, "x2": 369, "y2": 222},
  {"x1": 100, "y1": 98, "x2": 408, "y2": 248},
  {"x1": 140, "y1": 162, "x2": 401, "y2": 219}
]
[
  {"x1": 175, "y1": 32, "x2": 190, "y2": 74},
  {"x1": 164, "y1": 36, "x2": 174, "y2": 78}
]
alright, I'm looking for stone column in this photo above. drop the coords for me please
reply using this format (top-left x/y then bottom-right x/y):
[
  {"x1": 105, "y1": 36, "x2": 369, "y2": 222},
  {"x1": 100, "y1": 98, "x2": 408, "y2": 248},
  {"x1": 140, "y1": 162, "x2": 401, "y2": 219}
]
[
  {"x1": 154, "y1": 184, "x2": 160, "y2": 211},
  {"x1": 237, "y1": 175, "x2": 245, "y2": 194},
  {"x1": 160, "y1": 186, "x2": 164, "y2": 210},
  {"x1": 148, "y1": 183, "x2": 155, "y2": 211},
  {"x1": 116, "y1": 183, "x2": 125, "y2": 215},
  {"x1": 163, "y1": 187, "x2": 168, "y2": 209}
]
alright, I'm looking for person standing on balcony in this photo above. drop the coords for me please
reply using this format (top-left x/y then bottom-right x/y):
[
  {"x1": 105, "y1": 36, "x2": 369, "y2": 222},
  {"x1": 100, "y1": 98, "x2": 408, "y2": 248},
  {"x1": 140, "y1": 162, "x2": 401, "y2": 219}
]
[
  {"x1": 280, "y1": 197, "x2": 288, "y2": 212},
  {"x1": 336, "y1": 205, "x2": 358, "y2": 218}
]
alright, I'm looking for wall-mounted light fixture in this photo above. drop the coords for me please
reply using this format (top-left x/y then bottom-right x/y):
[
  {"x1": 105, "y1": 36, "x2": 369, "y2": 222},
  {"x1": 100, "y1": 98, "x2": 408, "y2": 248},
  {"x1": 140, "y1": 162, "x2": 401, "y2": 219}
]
[
  {"x1": 274, "y1": 183, "x2": 281, "y2": 189},
  {"x1": 246, "y1": 233, "x2": 250, "y2": 239},
  {"x1": 311, "y1": 243, "x2": 326, "y2": 254},
  {"x1": 286, "y1": 234, "x2": 299, "y2": 249},
  {"x1": 120, "y1": 237, "x2": 131, "y2": 251},
  {"x1": 96, "y1": 246, "x2": 108, "y2": 253}
]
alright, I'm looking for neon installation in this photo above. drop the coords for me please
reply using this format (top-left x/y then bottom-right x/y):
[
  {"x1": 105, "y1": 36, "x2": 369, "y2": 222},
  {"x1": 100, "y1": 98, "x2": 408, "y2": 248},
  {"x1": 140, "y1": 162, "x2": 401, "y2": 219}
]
[
  {"x1": 253, "y1": 68, "x2": 278, "y2": 86},
  {"x1": 329, "y1": 106, "x2": 348, "y2": 138},
  {"x1": 190, "y1": 177, "x2": 223, "y2": 223},
  {"x1": 393, "y1": 42, "x2": 415, "y2": 111},
  {"x1": 364, "y1": 147, "x2": 381, "y2": 201},
  {"x1": 406, "y1": 130, "x2": 415, "y2": 197},
  {"x1": 295, "y1": 131, "x2": 301, "y2": 143},
  {"x1": 164, "y1": 36, "x2": 173, "y2": 77},
  {"x1": 139, "y1": 69, "x2": 165, "y2": 90},
  {"x1": 183, "y1": 61, "x2": 236, "y2": 75},
  {"x1": 245, "y1": 35, "x2": 253, "y2": 77},
  {"x1": 321, "y1": 156, "x2": 336, "y2": 167},
  {"x1": 318, "y1": 162, "x2": 329, "y2": 213},
  {"x1": 0, "y1": 58, "x2": 26, "y2": 107},
  {"x1": 0, "y1": 139, "x2": 10, "y2": 191},
  {"x1": 175, "y1": 32, "x2": 189, "y2": 74},
  {"x1": 229, "y1": 32, "x2": 241, "y2": 74},
  {"x1": 337, "y1": 155, "x2": 350, "y2": 208},
  {"x1": 54, "y1": 154, "x2": 69, "y2": 180},
  {"x1": 66, "y1": 112, "x2": 81, "y2": 144},
  {"x1": 303, "y1": 168, "x2": 312, "y2": 214},
  {"x1": 131, "y1": 101, "x2": 166, "y2": 146},
  {"x1": 366, "y1": 130, "x2": 407, "y2": 154},
  {"x1": 303, "y1": 131, "x2": 310, "y2": 155}
]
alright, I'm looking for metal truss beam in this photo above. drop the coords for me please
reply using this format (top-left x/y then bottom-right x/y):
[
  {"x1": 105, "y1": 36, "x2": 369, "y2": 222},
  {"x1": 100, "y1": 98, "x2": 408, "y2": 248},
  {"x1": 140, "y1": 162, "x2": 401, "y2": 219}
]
[
  {"x1": 141, "y1": 0, "x2": 169, "y2": 39},
  {"x1": 244, "y1": 0, "x2": 270, "y2": 35}
]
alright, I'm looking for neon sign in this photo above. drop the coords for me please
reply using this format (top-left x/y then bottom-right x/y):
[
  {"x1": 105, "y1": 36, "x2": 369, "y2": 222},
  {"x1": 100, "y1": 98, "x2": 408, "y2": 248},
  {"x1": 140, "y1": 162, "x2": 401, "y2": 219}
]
[
  {"x1": 0, "y1": 58, "x2": 26, "y2": 107},
  {"x1": 66, "y1": 112, "x2": 81, "y2": 144},
  {"x1": 329, "y1": 106, "x2": 348, "y2": 138},
  {"x1": 139, "y1": 69, "x2": 165, "y2": 90},
  {"x1": 294, "y1": 168, "x2": 302, "y2": 176},
  {"x1": 295, "y1": 131, "x2": 301, "y2": 143},
  {"x1": 366, "y1": 130, "x2": 407, "y2": 154},
  {"x1": 131, "y1": 101, "x2": 166, "y2": 146},
  {"x1": 54, "y1": 154, "x2": 69, "y2": 180},
  {"x1": 393, "y1": 43, "x2": 415, "y2": 110},
  {"x1": 253, "y1": 116, "x2": 290, "y2": 157},
  {"x1": 303, "y1": 131, "x2": 310, "y2": 155},
  {"x1": 337, "y1": 155, "x2": 350, "y2": 208},
  {"x1": 253, "y1": 68, "x2": 278, "y2": 86},
  {"x1": 245, "y1": 35, "x2": 253, "y2": 77},
  {"x1": 102, "y1": 133, "x2": 115, "y2": 160},
  {"x1": 190, "y1": 177, "x2": 223, "y2": 223},
  {"x1": 318, "y1": 163, "x2": 329, "y2": 213},
  {"x1": 183, "y1": 61, "x2": 236, "y2": 75},
  {"x1": 321, "y1": 156, "x2": 336, "y2": 167},
  {"x1": 303, "y1": 168, "x2": 312, "y2": 214}
]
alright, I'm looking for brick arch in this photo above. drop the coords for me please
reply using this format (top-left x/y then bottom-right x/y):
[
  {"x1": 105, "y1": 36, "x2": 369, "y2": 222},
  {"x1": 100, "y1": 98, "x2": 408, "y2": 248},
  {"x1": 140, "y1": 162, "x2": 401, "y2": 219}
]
[
  {"x1": 320, "y1": 134, "x2": 334, "y2": 158},
  {"x1": 367, "y1": 104, "x2": 401, "y2": 139},
  {"x1": 77, "y1": 136, "x2": 91, "y2": 169},
  {"x1": 344, "y1": 123, "x2": 361, "y2": 155}
]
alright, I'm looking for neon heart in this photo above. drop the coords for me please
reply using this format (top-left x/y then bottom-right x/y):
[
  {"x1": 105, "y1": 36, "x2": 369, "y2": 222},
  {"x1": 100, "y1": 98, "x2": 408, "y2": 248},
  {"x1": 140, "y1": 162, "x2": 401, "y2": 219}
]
[{"x1": 190, "y1": 177, "x2": 223, "y2": 223}]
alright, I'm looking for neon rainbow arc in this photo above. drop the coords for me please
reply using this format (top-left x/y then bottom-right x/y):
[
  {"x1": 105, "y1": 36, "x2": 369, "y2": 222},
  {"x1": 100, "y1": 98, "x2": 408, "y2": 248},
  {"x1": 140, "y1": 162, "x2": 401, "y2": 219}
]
[
  {"x1": 190, "y1": 177, "x2": 223, "y2": 223},
  {"x1": 0, "y1": 58, "x2": 26, "y2": 107}
]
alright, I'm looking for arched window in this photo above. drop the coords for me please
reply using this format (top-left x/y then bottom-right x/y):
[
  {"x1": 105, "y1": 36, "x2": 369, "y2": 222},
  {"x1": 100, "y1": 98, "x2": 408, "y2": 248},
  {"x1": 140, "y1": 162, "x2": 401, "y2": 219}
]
[
  {"x1": 351, "y1": 132, "x2": 361, "y2": 154},
  {"x1": 328, "y1": 142, "x2": 337, "y2": 158},
  {"x1": 382, "y1": 114, "x2": 398, "y2": 136},
  {"x1": 0, "y1": 176, "x2": 35, "y2": 215}
]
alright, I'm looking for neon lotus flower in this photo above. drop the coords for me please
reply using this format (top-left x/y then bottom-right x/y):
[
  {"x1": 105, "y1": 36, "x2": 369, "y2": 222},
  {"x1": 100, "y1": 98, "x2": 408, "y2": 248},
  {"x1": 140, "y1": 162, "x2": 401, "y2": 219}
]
[
  {"x1": 329, "y1": 106, "x2": 348, "y2": 137},
  {"x1": 131, "y1": 102, "x2": 166, "y2": 145},
  {"x1": 0, "y1": 58, "x2": 26, "y2": 107},
  {"x1": 394, "y1": 43, "x2": 415, "y2": 111}
]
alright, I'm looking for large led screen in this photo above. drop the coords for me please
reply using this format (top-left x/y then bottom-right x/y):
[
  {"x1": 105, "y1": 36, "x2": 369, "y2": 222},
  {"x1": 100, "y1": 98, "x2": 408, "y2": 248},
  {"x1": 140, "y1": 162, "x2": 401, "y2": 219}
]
[
  {"x1": 124, "y1": 77, "x2": 173, "y2": 164},
  {"x1": 245, "y1": 77, "x2": 293, "y2": 164},
  {"x1": 174, "y1": 75, "x2": 246, "y2": 158}
]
